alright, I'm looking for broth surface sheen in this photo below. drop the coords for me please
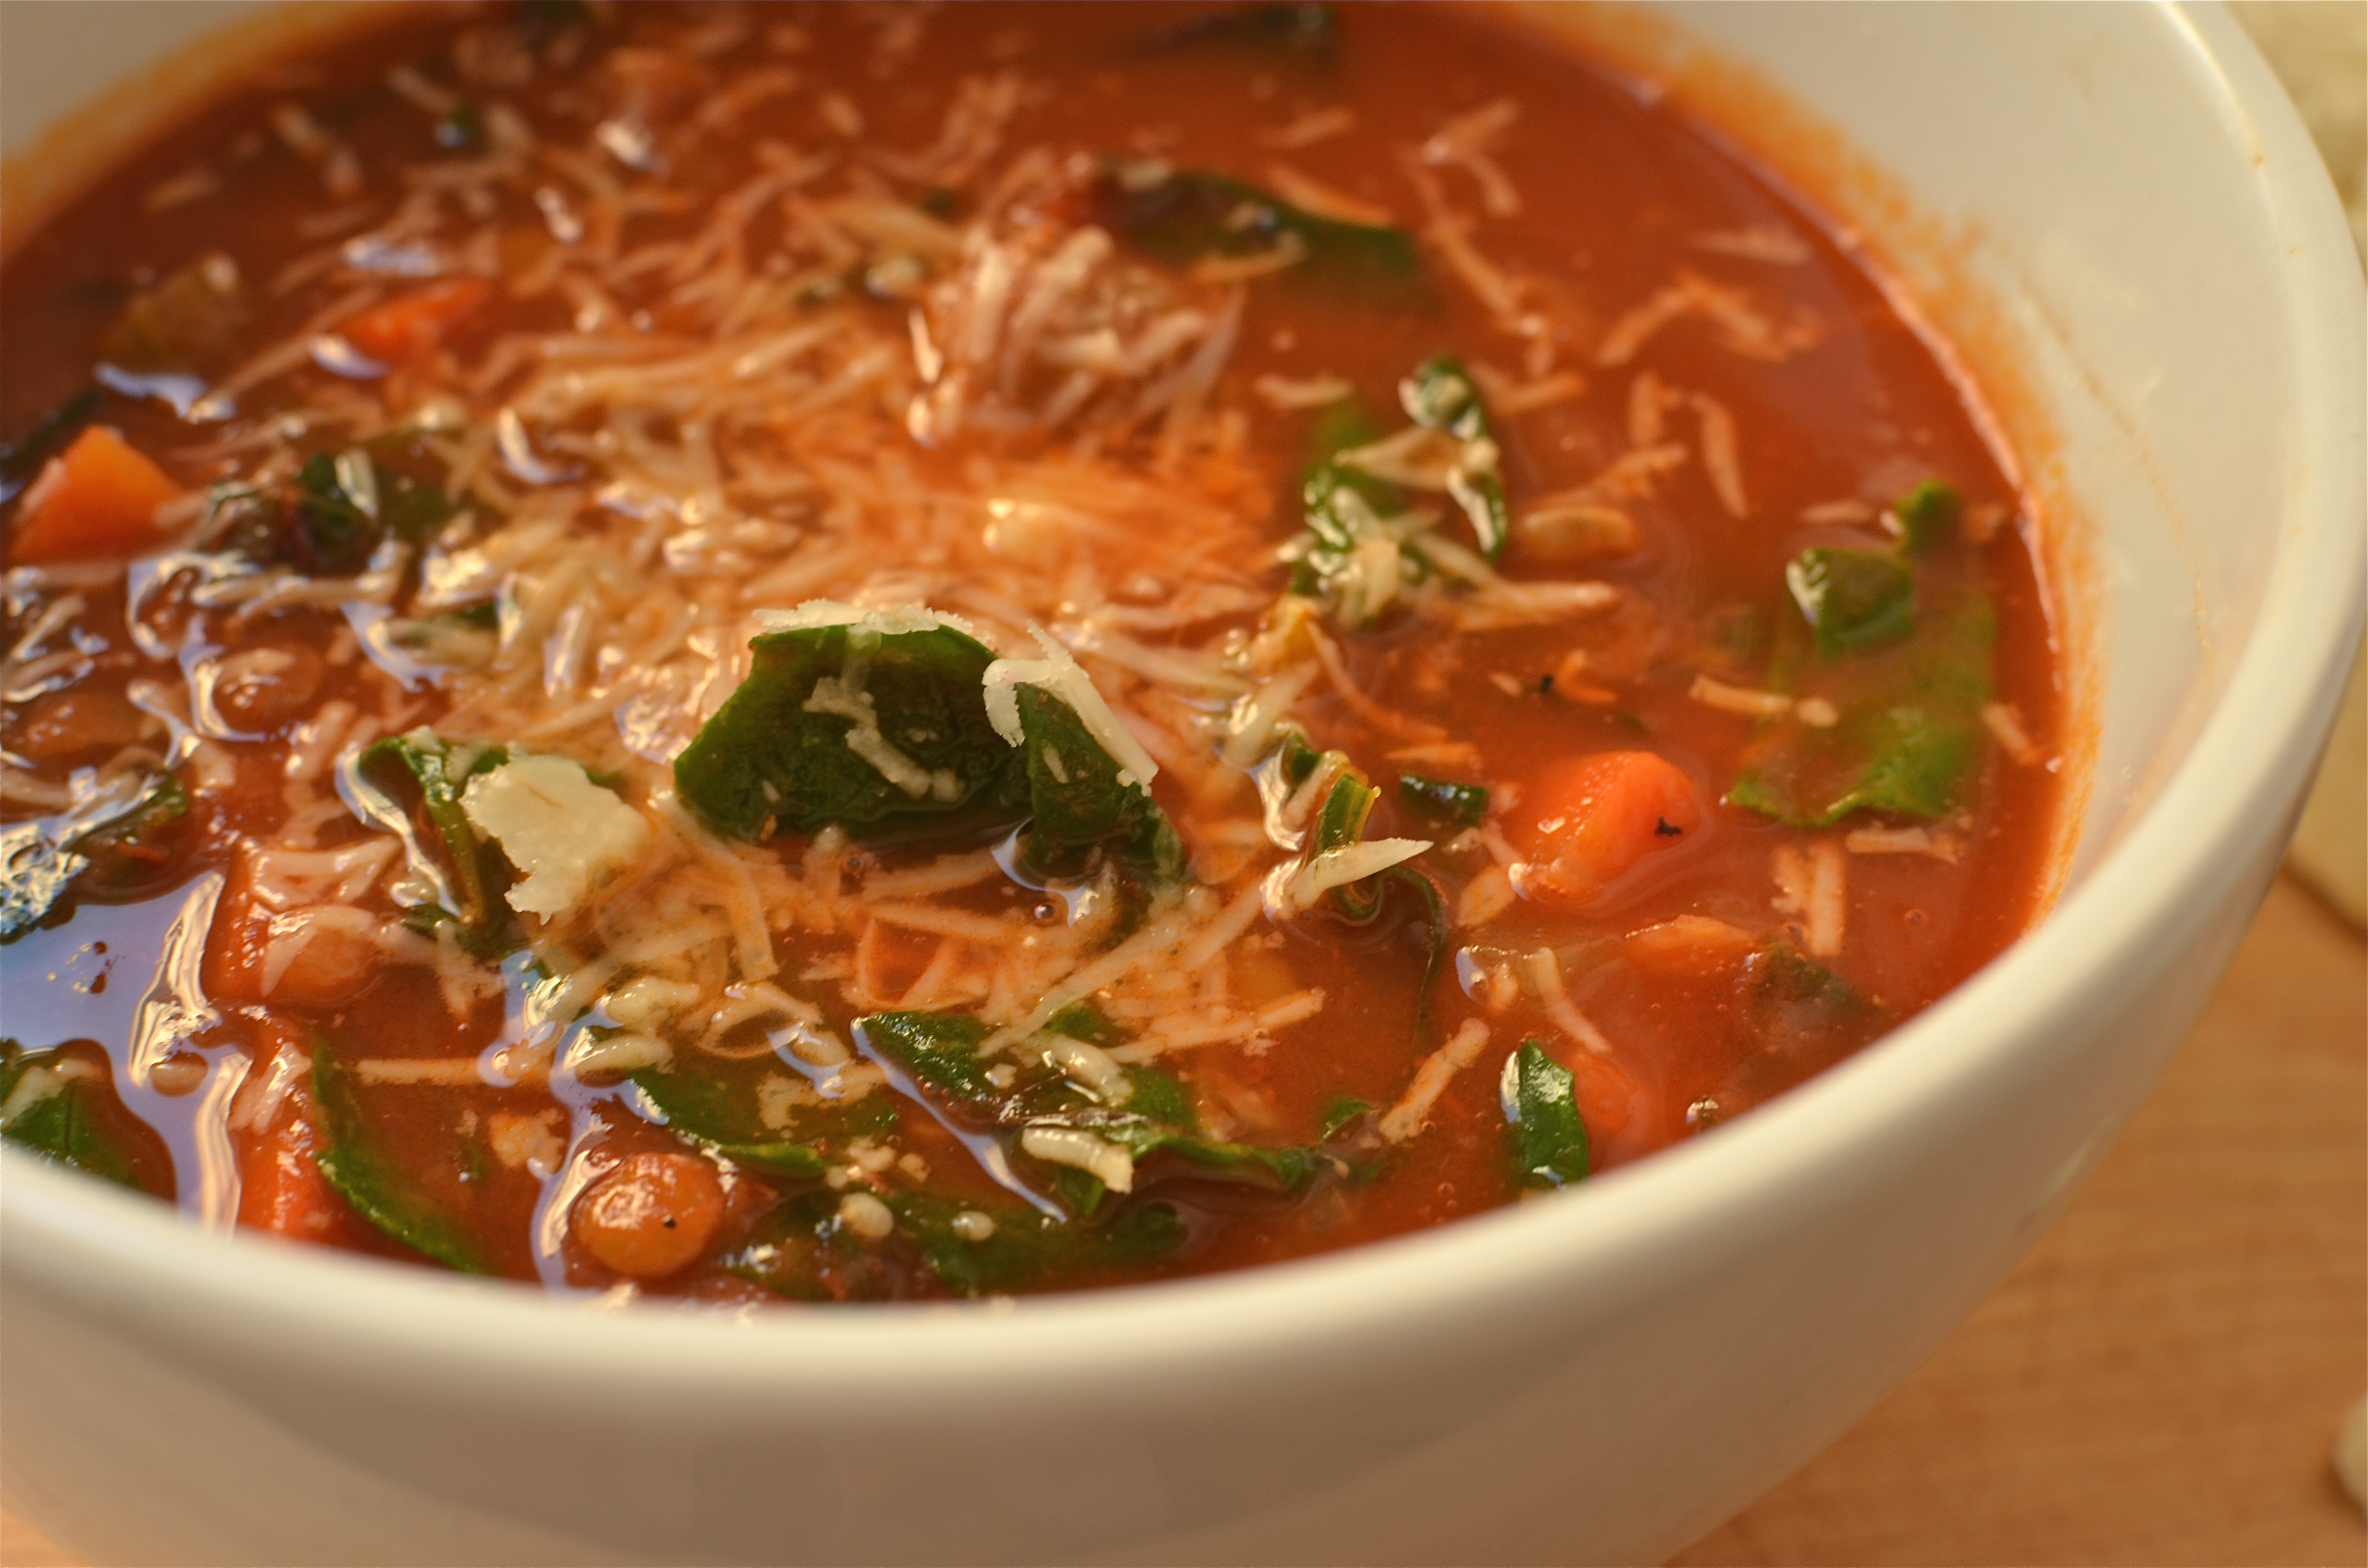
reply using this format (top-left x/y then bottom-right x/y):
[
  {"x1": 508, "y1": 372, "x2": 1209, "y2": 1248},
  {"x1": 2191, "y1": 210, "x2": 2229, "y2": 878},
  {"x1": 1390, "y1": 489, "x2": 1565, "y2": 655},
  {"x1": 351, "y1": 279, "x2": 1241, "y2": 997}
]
[{"x1": 0, "y1": 1, "x2": 2060, "y2": 1303}]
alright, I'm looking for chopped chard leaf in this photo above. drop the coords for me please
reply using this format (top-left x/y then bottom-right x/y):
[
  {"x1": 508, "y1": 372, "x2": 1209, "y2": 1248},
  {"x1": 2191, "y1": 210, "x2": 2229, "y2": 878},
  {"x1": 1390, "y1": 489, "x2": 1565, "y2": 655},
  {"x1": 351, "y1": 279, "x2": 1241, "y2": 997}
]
[
  {"x1": 856, "y1": 1008, "x2": 1318, "y2": 1222},
  {"x1": 1501, "y1": 1040, "x2": 1589, "y2": 1188},
  {"x1": 628, "y1": 1067, "x2": 830, "y2": 1179},
  {"x1": 1785, "y1": 546, "x2": 1915, "y2": 659},
  {"x1": 1137, "y1": 3, "x2": 1336, "y2": 59},
  {"x1": 1400, "y1": 355, "x2": 1509, "y2": 560},
  {"x1": 312, "y1": 1043, "x2": 494, "y2": 1274},
  {"x1": 1398, "y1": 772, "x2": 1488, "y2": 828},
  {"x1": 0, "y1": 1040, "x2": 172, "y2": 1196},
  {"x1": 1727, "y1": 592, "x2": 1995, "y2": 825},
  {"x1": 1091, "y1": 163, "x2": 1421, "y2": 300},
  {"x1": 0, "y1": 770, "x2": 191, "y2": 942},
  {"x1": 1890, "y1": 478, "x2": 1961, "y2": 556}
]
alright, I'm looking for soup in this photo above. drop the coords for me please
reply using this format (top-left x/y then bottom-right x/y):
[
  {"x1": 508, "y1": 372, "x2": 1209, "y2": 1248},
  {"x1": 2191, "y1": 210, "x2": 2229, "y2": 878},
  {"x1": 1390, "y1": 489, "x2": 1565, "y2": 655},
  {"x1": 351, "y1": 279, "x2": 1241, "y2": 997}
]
[{"x1": 0, "y1": 0, "x2": 2062, "y2": 1302}]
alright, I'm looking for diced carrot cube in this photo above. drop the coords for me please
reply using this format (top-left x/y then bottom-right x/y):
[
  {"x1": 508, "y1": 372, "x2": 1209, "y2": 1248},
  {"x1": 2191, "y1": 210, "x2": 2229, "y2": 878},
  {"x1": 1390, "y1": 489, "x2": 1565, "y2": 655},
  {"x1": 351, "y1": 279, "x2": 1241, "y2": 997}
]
[
  {"x1": 1515, "y1": 749, "x2": 1702, "y2": 908},
  {"x1": 1570, "y1": 1051, "x2": 1638, "y2": 1141},
  {"x1": 338, "y1": 276, "x2": 493, "y2": 362},
  {"x1": 8, "y1": 425, "x2": 184, "y2": 564}
]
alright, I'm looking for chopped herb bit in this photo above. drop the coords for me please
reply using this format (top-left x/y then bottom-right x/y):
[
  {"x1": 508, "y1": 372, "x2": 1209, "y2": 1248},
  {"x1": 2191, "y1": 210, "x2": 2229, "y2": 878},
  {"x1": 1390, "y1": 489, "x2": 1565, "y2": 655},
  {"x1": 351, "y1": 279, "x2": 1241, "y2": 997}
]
[
  {"x1": 1501, "y1": 1041, "x2": 1589, "y2": 1188},
  {"x1": 1398, "y1": 772, "x2": 1488, "y2": 828},
  {"x1": 1891, "y1": 478, "x2": 1961, "y2": 555},
  {"x1": 1401, "y1": 355, "x2": 1509, "y2": 560},
  {"x1": 1091, "y1": 164, "x2": 1421, "y2": 301},
  {"x1": 1137, "y1": 3, "x2": 1336, "y2": 59},
  {"x1": 1318, "y1": 1096, "x2": 1375, "y2": 1142},
  {"x1": 1785, "y1": 546, "x2": 1915, "y2": 659}
]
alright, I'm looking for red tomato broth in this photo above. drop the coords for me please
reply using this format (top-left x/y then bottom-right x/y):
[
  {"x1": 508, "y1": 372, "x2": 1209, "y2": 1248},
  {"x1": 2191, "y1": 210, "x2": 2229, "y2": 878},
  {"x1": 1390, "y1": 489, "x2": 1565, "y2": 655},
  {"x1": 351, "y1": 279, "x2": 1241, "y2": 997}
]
[{"x1": 0, "y1": 2, "x2": 2061, "y2": 1300}]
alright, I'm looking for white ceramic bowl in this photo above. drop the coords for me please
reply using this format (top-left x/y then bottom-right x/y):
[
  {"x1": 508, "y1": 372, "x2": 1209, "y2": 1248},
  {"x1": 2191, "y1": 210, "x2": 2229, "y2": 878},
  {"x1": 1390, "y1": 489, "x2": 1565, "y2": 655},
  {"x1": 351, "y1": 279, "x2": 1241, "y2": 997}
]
[{"x1": 2, "y1": 4, "x2": 2359, "y2": 1563}]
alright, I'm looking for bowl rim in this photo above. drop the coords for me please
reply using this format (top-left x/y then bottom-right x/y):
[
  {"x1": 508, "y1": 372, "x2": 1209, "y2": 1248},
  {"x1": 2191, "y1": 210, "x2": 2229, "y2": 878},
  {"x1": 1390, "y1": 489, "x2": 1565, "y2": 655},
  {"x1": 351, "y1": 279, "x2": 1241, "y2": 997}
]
[{"x1": 3, "y1": 0, "x2": 2362, "y2": 1398}]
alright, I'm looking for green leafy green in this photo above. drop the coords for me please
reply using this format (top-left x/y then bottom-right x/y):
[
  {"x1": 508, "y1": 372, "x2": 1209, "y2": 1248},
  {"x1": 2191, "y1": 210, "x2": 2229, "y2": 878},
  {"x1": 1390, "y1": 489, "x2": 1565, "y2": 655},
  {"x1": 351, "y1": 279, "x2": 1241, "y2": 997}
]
[
  {"x1": 627, "y1": 1064, "x2": 829, "y2": 1179},
  {"x1": 674, "y1": 617, "x2": 1022, "y2": 844},
  {"x1": 1727, "y1": 592, "x2": 1995, "y2": 825},
  {"x1": 857, "y1": 1010, "x2": 998, "y2": 1106},
  {"x1": 1043, "y1": 1000, "x2": 1121, "y2": 1047},
  {"x1": 1318, "y1": 1095, "x2": 1374, "y2": 1142},
  {"x1": 0, "y1": 386, "x2": 99, "y2": 503},
  {"x1": 0, "y1": 1040, "x2": 171, "y2": 1195},
  {"x1": 285, "y1": 450, "x2": 456, "y2": 576},
  {"x1": 1891, "y1": 478, "x2": 1960, "y2": 556},
  {"x1": 1136, "y1": 3, "x2": 1336, "y2": 58},
  {"x1": 676, "y1": 617, "x2": 1185, "y2": 885},
  {"x1": 1786, "y1": 547, "x2": 1915, "y2": 659},
  {"x1": 1, "y1": 771, "x2": 190, "y2": 942},
  {"x1": 1501, "y1": 1041, "x2": 1589, "y2": 1188},
  {"x1": 855, "y1": 1008, "x2": 1319, "y2": 1220},
  {"x1": 1091, "y1": 164, "x2": 1421, "y2": 301},
  {"x1": 435, "y1": 101, "x2": 486, "y2": 152},
  {"x1": 1748, "y1": 938, "x2": 1863, "y2": 1017},
  {"x1": 351, "y1": 733, "x2": 511, "y2": 940},
  {"x1": 1398, "y1": 772, "x2": 1488, "y2": 829},
  {"x1": 312, "y1": 1044, "x2": 493, "y2": 1274},
  {"x1": 1401, "y1": 355, "x2": 1509, "y2": 560},
  {"x1": 1013, "y1": 684, "x2": 1184, "y2": 884},
  {"x1": 900, "y1": 1192, "x2": 1187, "y2": 1298}
]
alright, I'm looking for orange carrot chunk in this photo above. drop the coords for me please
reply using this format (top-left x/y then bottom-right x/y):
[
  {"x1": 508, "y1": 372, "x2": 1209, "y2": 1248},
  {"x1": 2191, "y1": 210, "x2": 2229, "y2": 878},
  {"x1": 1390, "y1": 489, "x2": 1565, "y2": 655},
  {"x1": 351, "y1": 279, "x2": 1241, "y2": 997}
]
[
  {"x1": 337, "y1": 276, "x2": 493, "y2": 362},
  {"x1": 1515, "y1": 749, "x2": 1702, "y2": 908},
  {"x1": 8, "y1": 425, "x2": 184, "y2": 565}
]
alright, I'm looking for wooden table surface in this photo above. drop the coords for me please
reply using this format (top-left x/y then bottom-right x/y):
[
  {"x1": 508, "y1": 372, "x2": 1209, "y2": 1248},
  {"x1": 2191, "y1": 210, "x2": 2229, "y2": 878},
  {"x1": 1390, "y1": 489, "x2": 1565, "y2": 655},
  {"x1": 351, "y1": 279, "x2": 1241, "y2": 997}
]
[{"x1": 3, "y1": 874, "x2": 2358, "y2": 1568}]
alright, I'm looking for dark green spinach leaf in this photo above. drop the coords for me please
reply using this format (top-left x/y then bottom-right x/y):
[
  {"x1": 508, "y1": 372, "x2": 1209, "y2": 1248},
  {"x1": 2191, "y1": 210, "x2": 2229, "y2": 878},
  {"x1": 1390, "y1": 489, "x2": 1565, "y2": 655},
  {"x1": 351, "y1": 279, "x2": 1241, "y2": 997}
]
[
  {"x1": 1891, "y1": 478, "x2": 1960, "y2": 556},
  {"x1": 1401, "y1": 355, "x2": 1509, "y2": 559},
  {"x1": 856, "y1": 1008, "x2": 1319, "y2": 1221},
  {"x1": 0, "y1": 1040, "x2": 172, "y2": 1195},
  {"x1": 1786, "y1": 547, "x2": 1915, "y2": 659},
  {"x1": 1727, "y1": 592, "x2": 1994, "y2": 825},
  {"x1": 627, "y1": 1064, "x2": 829, "y2": 1180},
  {"x1": 1013, "y1": 684, "x2": 1184, "y2": 884},
  {"x1": 1091, "y1": 164, "x2": 1421, "y2": 301},
  {"x1": 312, "y1": 1044, "x2": 494, "y2": 1274},
  {"x1": 674, "y1": 617, "x2": 1023, "y2": 844},
  {"x1": 1501, "y1": 1040, "x2": 1589, "y2": 1188},
  {"x1": 1398, "y1": 772, "x2": 1487, "y2": 828},
  {"x1": 351, "y1": 733, "x2": 511, "y2": 941}
]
